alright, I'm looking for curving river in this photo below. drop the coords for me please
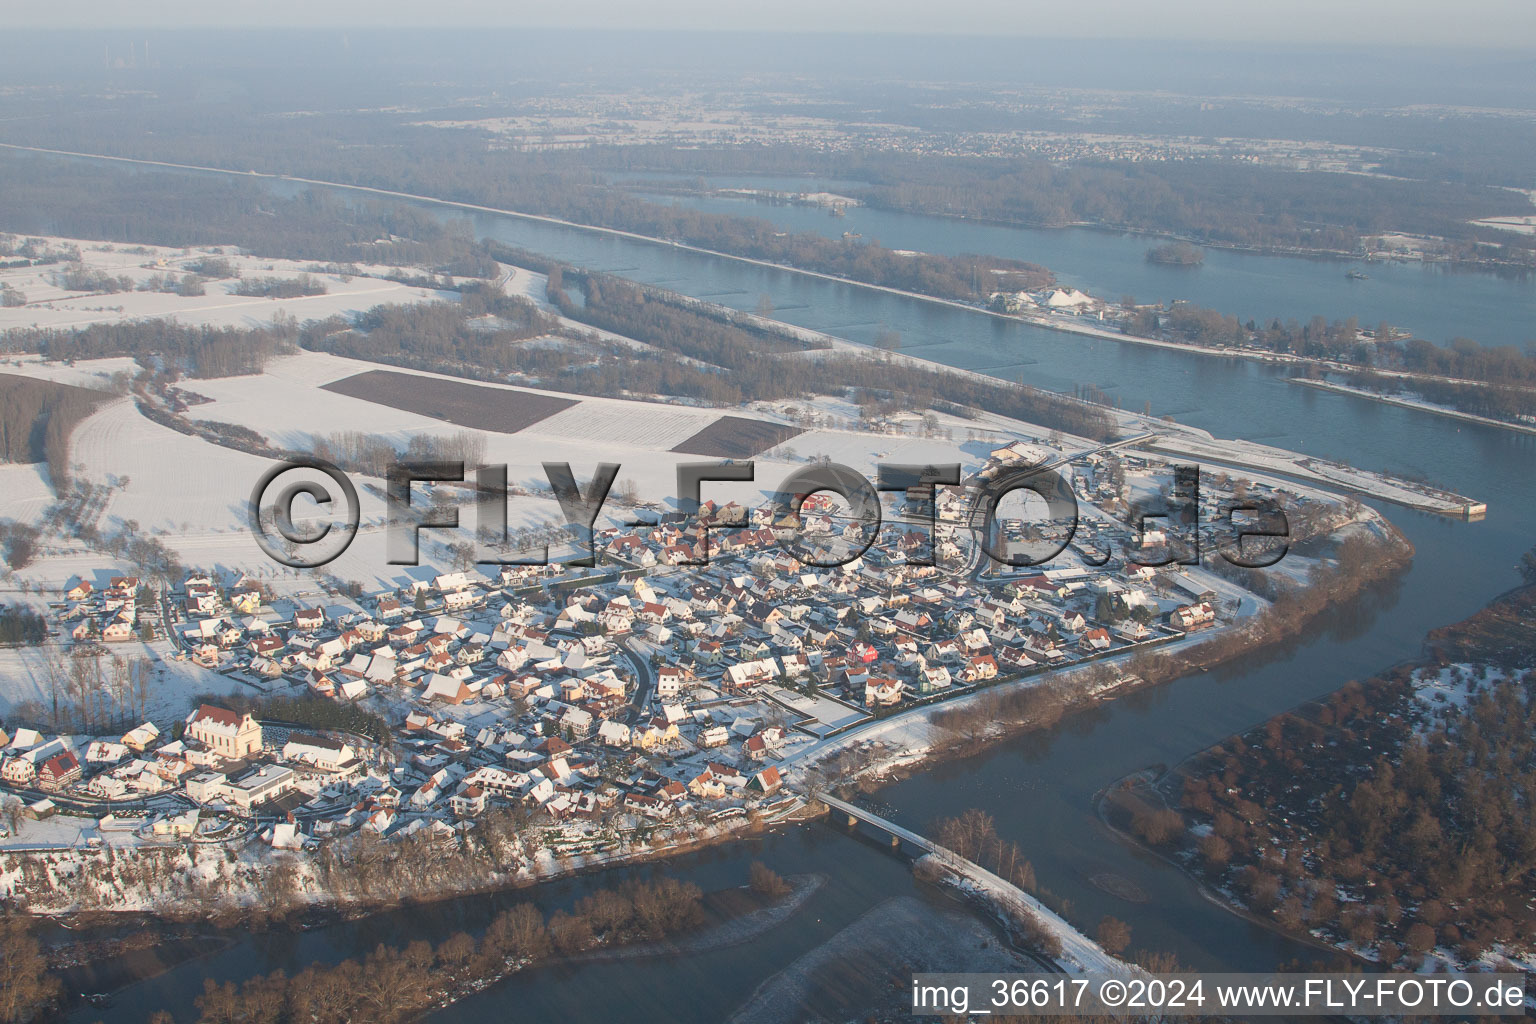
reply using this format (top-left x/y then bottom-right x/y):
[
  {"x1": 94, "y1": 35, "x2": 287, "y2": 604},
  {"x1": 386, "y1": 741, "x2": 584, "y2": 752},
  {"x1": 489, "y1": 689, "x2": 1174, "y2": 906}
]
[{"x1": 65, "y1": 170, "x2": 1536, "y2": 1022}]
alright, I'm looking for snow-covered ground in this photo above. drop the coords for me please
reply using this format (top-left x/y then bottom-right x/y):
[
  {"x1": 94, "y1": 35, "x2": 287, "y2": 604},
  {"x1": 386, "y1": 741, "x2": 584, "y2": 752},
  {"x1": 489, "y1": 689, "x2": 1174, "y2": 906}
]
[
  {"x1": 0, "y1": 236, "x2": 455, "y2": 332},
  {"x1": 0, "y1": 638, "x2": 246, "y2": 720},
  {"x1": 1148, "y1": 428, "x2": 1478, "y2": 514},
  {"x1": 1411, "y1": 662, "x2": 1515, "y2": 719},
  {"x1": 0, "y1": 344, "x2": 1012, "y2": 626},
  {"x1": 42, "y1": 347, "x2": 1004, "y2": 574},
  {"x1": 0, "y1": 354, "x2": 141, "y2": 389},
  {"x1": 930, "y1": 856, "x2": 1133, "y2": 975},
  {"x1": 1472, "y1": 215, "x2": 1536, "y2": 237},
  {"x1": 1292, "y1": 377, "x2": 1536, "y2": 437},
  {"x1": 0, "y1": 463, "x2": 56, "y2": 524}
]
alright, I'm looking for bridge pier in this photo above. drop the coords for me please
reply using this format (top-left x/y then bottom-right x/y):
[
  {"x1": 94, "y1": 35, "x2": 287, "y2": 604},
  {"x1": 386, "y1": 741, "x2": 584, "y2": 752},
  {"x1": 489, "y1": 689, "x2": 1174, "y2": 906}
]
[{"x1": 847, "y1": 813, "x2": 859, "y2": 828}]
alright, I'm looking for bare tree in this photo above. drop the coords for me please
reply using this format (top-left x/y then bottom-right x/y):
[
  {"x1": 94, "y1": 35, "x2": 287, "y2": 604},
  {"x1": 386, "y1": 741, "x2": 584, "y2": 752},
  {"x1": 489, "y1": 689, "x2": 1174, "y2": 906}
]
[{"x1": 0, "y1": 915, "x2": 59, "y2": 1023}]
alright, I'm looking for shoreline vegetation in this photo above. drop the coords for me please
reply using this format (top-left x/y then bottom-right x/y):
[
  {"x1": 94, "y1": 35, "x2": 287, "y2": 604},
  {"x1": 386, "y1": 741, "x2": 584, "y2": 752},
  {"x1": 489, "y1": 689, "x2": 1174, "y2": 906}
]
[
  {"x1": 9, "y1": 797, "x2": 817, "y2": 925},
  {"x1": 1289, "y1": 377, "x2": 1536, "y2": 437},
  {"x1": 19, "y1": 865, "x2": 822, "y2": 1024},
  {"x1": 641, "y1": 175, "x2": 1536, "y2": 276},
  {"x1": 293, "y1": 247, "x2": 1118, "y2": 442},
  {"x1": 1105, "y1": 586, "x2": 1536, "y2": 975},
  {"x1": 183, "y1": 866, "x2": 817, "y2": 1024}
]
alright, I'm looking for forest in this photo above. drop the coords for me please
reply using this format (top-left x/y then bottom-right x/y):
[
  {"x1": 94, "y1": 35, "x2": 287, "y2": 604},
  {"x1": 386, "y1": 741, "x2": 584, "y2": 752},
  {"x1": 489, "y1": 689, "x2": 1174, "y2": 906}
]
[
  {"x1": 0, "y1": 146, "x2": 1057, "y2": 305},
  {"x1": 0, "y1": 152, "x2": 489, "y2": 269},
  {"x1": 506, "y1": 183, "x2": 1056, "y2": 300},
  {"x1": 848, "y1": 156, "x2": 1535, "y2": 259},
  {"x1": 1172, "y1": 588, "x2": 1536, "y2": 969},
  {"x1": 577, "y1": 144, "x2": 1536, "y2": 260},
  {"x1": 10, "y1": 91, "x2": 1532, "y2": 266},
  {"x1": 1341, "y1": 370, "x2": 1536, "y2": 424},
  {"x1": 0, "y1": 606, "x2": 46, "y2": 646},
  {"x1": 557, "y1": 272, "x2": 1115, "y2": 439},
  {"x1": 0, "y1": 374, "x2": 108, "y2": 489}
]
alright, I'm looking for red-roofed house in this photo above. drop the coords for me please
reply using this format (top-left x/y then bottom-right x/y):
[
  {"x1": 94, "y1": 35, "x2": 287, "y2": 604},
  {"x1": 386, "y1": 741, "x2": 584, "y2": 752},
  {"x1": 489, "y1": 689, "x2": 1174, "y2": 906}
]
[
  {"x1": 185, "y1": 704, "x2": 262, "y2": 758},
  {"x1": 38, "y1": 750, "x2": 82, "y2": 791},
  {"x1": 750, "y1": 765, "x2": 782, "y2": 794}
]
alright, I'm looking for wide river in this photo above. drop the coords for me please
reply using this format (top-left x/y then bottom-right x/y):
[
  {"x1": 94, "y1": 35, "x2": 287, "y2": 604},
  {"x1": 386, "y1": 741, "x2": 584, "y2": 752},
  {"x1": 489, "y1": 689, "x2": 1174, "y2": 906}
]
[{"x1": 69, "y1": 173, "x2": 1536, "y2": 1022}]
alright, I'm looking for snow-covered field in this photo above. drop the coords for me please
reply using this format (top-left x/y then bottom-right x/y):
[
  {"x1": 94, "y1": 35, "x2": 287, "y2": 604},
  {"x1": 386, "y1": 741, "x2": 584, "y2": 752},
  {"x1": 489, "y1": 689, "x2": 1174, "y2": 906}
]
[
  {"x1": 0, "y1": 235, "x2": 456, "y2": 332},
  {"x1": 0, "y1": 347, "x2": 1008, "y2": 603},
  {"x1": 0, "y1": 354, "x2": 140, "y2": 389},
  {"x1": 0, "y1": 463, "x2": 55, "y2": 524},
  {"x1": 182, "y1": 349, "x2": 1007, "y2": 517},
  {"x1": 73, "y1": 398, "x2": 270, "y2": 535}
]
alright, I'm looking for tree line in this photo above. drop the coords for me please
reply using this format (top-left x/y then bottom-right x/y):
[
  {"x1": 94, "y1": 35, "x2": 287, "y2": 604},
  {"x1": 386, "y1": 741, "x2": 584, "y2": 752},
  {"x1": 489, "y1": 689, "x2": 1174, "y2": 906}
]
[
  {"x1": 0, "y1": 151, "x2": 491, "y2": 270},
  {"x1": 0, "y1": 143, "x2": 1055, "y2": 307},
  {"x1": 0, "y1": 606, "x2": 46, "y2": 645},
  {"x1": 193, "y1": 691, "x2": 393, "y2": 746},
  {"x1": 185, "y1": 873, "x2": 724, "y2": 1023},
  {"x1": 0, "y1": 916, "x2": 57, "y2": 1024},
  {"x1": 1343, "y1": 370, "x2": 1536, "y2": 424},
  {"x1": 557, "y1": 273, "x2": 1118, "y2": 440},
  {"x1": 232, "y1": 274, "x2": 327, "y2": 299},
  {"x1": 10, "y1": 645, "x2": 156, "y2": 736},
  {"x1": 0, "y1": 375, "x2": 107, "y2": 490},
  {"x1": 1119, "y1": 301, "x2": 1536, "y2": 425},
  {"x1": 2, "y1": 318, "x2": 298, "y2": 380}
]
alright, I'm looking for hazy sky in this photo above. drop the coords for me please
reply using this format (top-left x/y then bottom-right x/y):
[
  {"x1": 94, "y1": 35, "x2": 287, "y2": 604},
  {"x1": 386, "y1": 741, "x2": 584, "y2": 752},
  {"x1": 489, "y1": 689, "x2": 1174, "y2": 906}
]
[{"x1": 14, "y1": 0, "x2": 1536, "y2": 49}]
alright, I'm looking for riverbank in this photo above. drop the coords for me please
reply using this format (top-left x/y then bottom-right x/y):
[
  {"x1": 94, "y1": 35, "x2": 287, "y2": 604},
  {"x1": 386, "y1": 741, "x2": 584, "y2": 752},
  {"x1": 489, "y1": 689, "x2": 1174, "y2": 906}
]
[
  {"x1": 1092, "y1": 772, "x2": 1367, "y2": 969},
  {"x1": 1120, "y1": 586, "x2": 1536, "y2": 975},
  {"x1": 725, "y1": 894, "x2": 1043, "y2": 1024},
  {"x1": 1290, "y1": 377, "x2": 1536, "y2": 437},
  {"x1": 559, "y1": 871, "x2": 825, "y2": 969},
  {"x1": 5, "y1": 794, "x2": 815, "y2": 926},
  {"x1": 59, "y1": 868, "x2": 827, "y2": 1024},
  {"x1": 495, "y1": 244, "x2": 1488, "y2": 519}
]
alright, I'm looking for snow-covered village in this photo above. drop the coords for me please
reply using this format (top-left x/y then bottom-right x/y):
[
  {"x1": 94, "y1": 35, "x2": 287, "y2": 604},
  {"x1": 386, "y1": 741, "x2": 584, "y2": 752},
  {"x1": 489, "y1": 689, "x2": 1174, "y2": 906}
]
[
  {"x1": 0, "y1": 386, "x2": 1383, "y2": 917},
  {"x1": 5, "y1": 20, "x2": 1536, "y2": 1017}
]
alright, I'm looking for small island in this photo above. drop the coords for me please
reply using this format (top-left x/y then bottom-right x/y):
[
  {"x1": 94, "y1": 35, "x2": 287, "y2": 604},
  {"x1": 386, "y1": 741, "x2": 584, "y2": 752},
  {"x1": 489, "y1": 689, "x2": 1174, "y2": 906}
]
[{"x1": 1146, "y1": 241, "x2": 1205, "y2": 266}]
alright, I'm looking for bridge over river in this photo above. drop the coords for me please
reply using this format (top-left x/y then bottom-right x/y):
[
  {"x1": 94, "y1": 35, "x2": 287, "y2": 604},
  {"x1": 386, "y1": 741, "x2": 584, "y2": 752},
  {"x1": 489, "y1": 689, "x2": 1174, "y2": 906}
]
[{"x1": 817, "y1": 793, "x2": 1132, "y2": 975}]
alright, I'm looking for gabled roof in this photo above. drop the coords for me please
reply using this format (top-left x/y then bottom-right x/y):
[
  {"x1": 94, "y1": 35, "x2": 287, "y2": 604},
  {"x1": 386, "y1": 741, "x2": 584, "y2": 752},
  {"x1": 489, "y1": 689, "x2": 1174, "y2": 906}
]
[{"x1": 189, "y1": 703, "x2": 243, "y2": 728}]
